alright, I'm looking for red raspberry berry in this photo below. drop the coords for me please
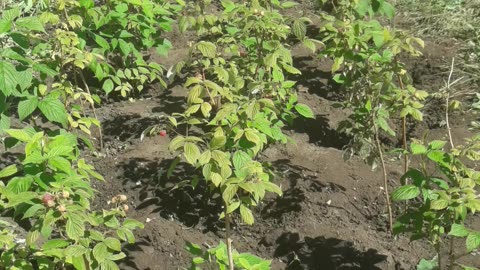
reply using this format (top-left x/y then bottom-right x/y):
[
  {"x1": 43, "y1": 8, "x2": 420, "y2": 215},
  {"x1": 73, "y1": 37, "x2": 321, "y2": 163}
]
[
  {"x1": 159, "y1": 130, "x2": 167, "y2": 137},
  {"x1": 42, "y1": 193, "x2": 55, "y2": 207}
]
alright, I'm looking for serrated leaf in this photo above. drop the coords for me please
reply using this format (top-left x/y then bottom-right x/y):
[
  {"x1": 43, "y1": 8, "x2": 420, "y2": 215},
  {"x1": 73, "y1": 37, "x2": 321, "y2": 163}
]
[
  {"x1": 391, "y1": 185, "x2": 420, "y2": 201},
  {"x1": 282, "y1": 1, "x2": 298, "y2": 8},
  {"x1": 292, "y1": 19, "x2": 306, "y2": 40},
  {"x1": 65, "y1": 245, "x2": 88, "y2": 257},
  {"x1": 233, "y1": 151, "x2": 251, "y2": 170},
  {"x1": 93, "y1": 242, "x2": 109, "y2": 263},
  {"x1": 428, "y1": 140, "x2": 446, "y2": 150},
  {"x1": 123, "y1": 219, "x2": 144, "y2": 230},
  {"x1": 430, "y1": 199, "x2": 449, "y2": 210},
  {"x1": 210, "y1": 135, "x2": 226, "y2": 149},
  {"x1": 66, "y1": 213, "x2": 85, "y2": 240},
  {"x1": 16, "y1": 16, "x2": 45, "y2": 32},
  {"x1": 0, "y1": 164, "x2": 17, "y2": 178},
  {"x1": 184, "y1": 142, "x2": 200, "y2": 165},
  {"x1": 0, "y1": 114, "x2": 10, "y2": 134},
  {"x1": 449, "y1": 224, "x2": 470, "y2": 237},
  {"x1": 239, "y1": 204, "x2": 254, "y2": 225},
  {"x1": 18, "y1": 98, "x2": 38, "y2": 121},
  {"x1": 262, "y1": 182, "x2": 282, "y2": 196},
  {"x1": 198, "y1": 150, "x2": 211, "y2": 166},
  {"x1": 201, "y1": 102, "x2": 212, "y2": 117},
  {"x1": 6, "y1": 128, "x2": 32, "y2": 142},
  {"x1": 197, "y1": 41, "x2": 216, "y2": 58},
  {"x1": 222, "y1": 185, "x2": 238, "y2": 203},
  {"x1": 466, "y1": 233, "x2": 480, "y2": 252},
  {"x1": 0, "y1": 60, "x2": 17, "y2": 96},
  {"x1": 295, "y1": 104, "x2": 314, "y2": 118},
  {"x1": 103, "y1": 79, "x2": 114, "y2": 94},
  {"x1": 38, "y1": 98, "x2": 67, "y2": 126},
  {"x1": 104, "y1": 237, "x2": 121, "y2": 251},
  {"x1": 33, "y1": 63, "x2": 58, "y2": 76},
  {"x1": 42, "y1": 239, "x2": 70, "y2": 250},
  {"x1": 410, "y1": 143, "x2": 427, "y2": 155}
]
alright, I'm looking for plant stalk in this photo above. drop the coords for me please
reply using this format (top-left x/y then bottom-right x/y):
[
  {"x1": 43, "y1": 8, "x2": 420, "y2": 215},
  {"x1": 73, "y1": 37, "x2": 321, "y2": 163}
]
[
  {"x1": 446, "y1": 58, "x2": 455, "y2": 149},
  {"x1": 79, "y1": 72, "x2": 104, "y2": 151},
  {"x1": 373, "y1": 120, "x2": 393, "y2": 233},
  {"x1": 224, "y1": 207, "x2": 234, "y2": 270},
  {"x1": 436, "y1": 242, "x2": 442, "y2": 270}
]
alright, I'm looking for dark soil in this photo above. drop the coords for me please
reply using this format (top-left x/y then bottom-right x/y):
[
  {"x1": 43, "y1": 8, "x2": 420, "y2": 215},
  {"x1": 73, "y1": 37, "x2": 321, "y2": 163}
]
[
  {"x1": 4, "y1": 2, "x2": 480, "y2": 270},
  {"x1": 83, "y1": 32, "x2": 480, "y2": 270}
]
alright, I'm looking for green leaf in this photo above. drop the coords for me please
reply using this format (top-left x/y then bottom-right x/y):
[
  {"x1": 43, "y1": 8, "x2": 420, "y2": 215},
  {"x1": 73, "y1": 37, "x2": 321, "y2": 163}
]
[
  {"x1": 416, "y1": 256, "x2": 438, "y2": 270},
  {"x1": 381, "y1": 2, "x2": 395, "y2": 19},
  {"x1": 0, "y1": 19, "x2": 12, "y2": 34},
  {"x1": 18, "y1": 98, "x2": 38, "y2": 121},
  {"x1": 332, "y1": 56, "x2": 344, "y2": 72},
  {"x1": 295, "y1": 104, "x2": 314, "y2": 118},
  {"x1": 117, "y1": 228, "x2": 135, "y2": 244},
  {"x1": 210, "y1": 135, "x2": 226, "y2": 149},
  {"x1": 198, "y1": 150, "x2": 211, "y2": 166},
  {"x1": 428, "y1": 140, "x2": 446, "y2": 150},
  {"x1": 430, "y1": 199, "x2": 449, "y2": 210},
  {"x1": 93, "y1": 242, "x2": 109, "y2": 263},
  {"x1": 0, "y1": 114, "x2": 10, "y2": 134},
  {"x1": 16, "y1": 69, "x2": 33, "y2": 91},
  {"x1": 65, "y1": 245, "x2": 88, "y2": 257},
  {"x1": 123, "y1": 219, "x2": 144, "y2": 230},
  {"x1": 66, "y1": 213, "x2": 85, "y2": 240},
  {"x1": 196, "y1": 41, "x2": 216, "y2": 58},
  {"x1": 38, "y1": 98, "x2": 67, "y2": 126},
  {"x1": 281, "y1": 1, "x2": 298, "y2": 8},
  {"x1": 99, "y1": 260, "x2": 120, "y2": 270},
  {"x1": 33, "y1": 63, "x2": 58, "y2": 76},
  {"x1": 0, "y1": 60, "x2": 17, "y2": 96},
  {"x1": 0, "y1": 164, "x2": 17, "y2": 178},
  {"x1": 239, "y1": 204, "x2": 254, "y2": 225},
  {"x1": 6, "y1": 128, "x2": 32, "y2": 142},
  {"x1": 449, "y1": 224, "x2": 470, "y2": 237},
  {"x1": 262, "y1": 182, "x2": 282, "y2": 196},
  {"x1": 466, "y1": 232, "x2": 480, "y2": 252},
  {"x1": 79, "y1": 0, "x2": 94, "y2": 8},
  {"x1": 94, "y1": 34, "x2": 110, "y2": 50},
  {"x1": 222, "y1": 185, "x2": 238, "y2": 203},
  {"x1": 118, "y1": 39, "x2": 131, "y2": 56},
  {"x1": 43, "y1": 239, "x2": 70, "y2": 250},
  {"x1": 410, "y1": 143, "x2": 427, "y2": 155},
  {"x1": 292, "y1": 19, "x2": 306, "y2": 40},
  {"x1": 185, "y1": 241, "x2": 203, "y2": 256},
  {"x1": 7, "y1": 176, "x2": 33, "y2": 193},
  {"x1": 233, "y1": 151, "x2": 251, "y2": 170},
  {"x1": 16, "y1": 16, "x2": 45, "y2": 32},
  {"x1": 102, "y1": 79, "x2": 114, "y2": 94},
  {"x1": 184, "y1": 142, "x2": 200, "y2": 165},
  {"x1": 392, "y1": 185, "x2": 420, "y2": 201},
  {"x1": 104, "y1": 237, "x2": 121, "y2": 251}
]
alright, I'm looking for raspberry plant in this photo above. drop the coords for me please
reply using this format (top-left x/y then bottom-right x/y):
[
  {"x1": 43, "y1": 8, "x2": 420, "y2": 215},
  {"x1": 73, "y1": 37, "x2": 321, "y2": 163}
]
[
  {"x1": 392, "y1": 137, "x2": 480, "y2": 269},
  {"x1": 316, "y1": 0, "x2": 427, "y2": 231},
  {"x1": 169, "y1": 0, "x2": 313, "y2": 268},
  {"x1": 0, "y1": 129, "x2": 143, "y2": 269}
]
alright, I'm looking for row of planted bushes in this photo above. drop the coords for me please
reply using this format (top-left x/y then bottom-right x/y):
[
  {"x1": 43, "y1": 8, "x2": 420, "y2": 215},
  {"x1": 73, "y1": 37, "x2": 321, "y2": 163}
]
[
  {"x1": 1, "y1": 0, "x2": 479, "y2": 269},
  {"x1": 0, "y1": 0, "x2": 178, "y2": 268}
]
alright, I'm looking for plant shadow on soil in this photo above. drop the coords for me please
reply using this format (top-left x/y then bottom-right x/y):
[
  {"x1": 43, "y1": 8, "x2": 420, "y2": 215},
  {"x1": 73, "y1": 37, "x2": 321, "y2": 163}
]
[
  {"x1": 118, "y1": 157, "x2": 224, "y2": 233},
  {"x1": 291, "y1": 114, "x2": 350, "y2": 149},
  {"x1": 274, "y1": 232, "x2": 387, "y2": 270},
  {"x1": 293, "y1": 56, "x2": 345, "y2": 102}
]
